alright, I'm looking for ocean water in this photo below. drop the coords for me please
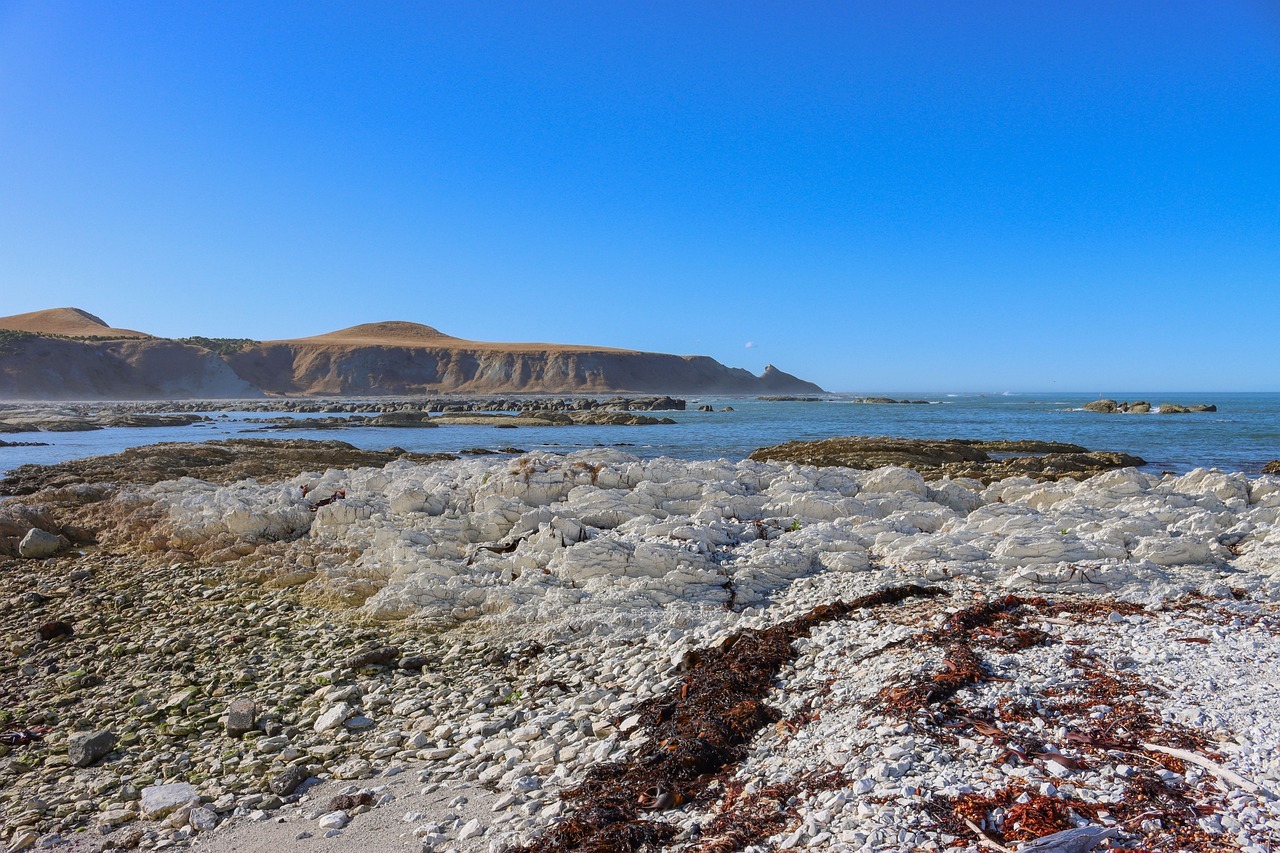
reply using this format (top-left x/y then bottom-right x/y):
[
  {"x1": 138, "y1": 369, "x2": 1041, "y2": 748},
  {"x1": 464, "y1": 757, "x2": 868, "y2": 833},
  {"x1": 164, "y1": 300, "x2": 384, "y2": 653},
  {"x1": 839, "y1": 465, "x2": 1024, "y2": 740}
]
[{"x1": 2, "y1": 392, "x2": 1277, "y2": 476}]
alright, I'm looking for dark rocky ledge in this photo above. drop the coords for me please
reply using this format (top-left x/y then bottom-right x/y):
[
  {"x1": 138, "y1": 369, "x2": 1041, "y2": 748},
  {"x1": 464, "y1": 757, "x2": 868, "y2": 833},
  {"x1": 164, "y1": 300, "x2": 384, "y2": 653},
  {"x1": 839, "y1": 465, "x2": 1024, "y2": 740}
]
[
  {"x1": 748, "y1": 436, "x2": 1145, "y2": 483},
  {"x1": 0, "y1": 439, "x2": 456, "y2": 495},
  {"x1": 1083, "y1": 399, "x2": 1216, "y2": 414}
]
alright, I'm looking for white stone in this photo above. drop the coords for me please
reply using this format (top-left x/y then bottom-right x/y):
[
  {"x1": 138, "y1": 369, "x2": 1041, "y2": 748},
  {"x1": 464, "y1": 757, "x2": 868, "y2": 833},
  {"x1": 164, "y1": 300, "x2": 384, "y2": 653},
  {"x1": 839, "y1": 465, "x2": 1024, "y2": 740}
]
[
  {"x1": 18, "y1": 528, "x2": 63, "y2": 559},
  {"x1": 457, "y1": 818, "x2": 484, "y2": 840},
  {"x1": 139, "y1": 783, "x2": 198, "y2": 820},
  {"x1": 315, "y1": 702, "x2": 355, "y2": 732}
]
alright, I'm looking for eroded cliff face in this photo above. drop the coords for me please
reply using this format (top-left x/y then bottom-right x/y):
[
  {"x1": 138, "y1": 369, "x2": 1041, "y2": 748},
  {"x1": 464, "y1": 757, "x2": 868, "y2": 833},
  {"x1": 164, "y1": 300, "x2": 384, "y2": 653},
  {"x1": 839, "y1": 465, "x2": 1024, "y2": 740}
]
[
  {"x1": 0, "y1": 337, "x2": 263, "y2": 400},
  {"x1": 0, "y1": 311, "x2": 824, "y2": 398},
  {"x1": 224, "y1": 344, "x2": 821, "y2": 395}
]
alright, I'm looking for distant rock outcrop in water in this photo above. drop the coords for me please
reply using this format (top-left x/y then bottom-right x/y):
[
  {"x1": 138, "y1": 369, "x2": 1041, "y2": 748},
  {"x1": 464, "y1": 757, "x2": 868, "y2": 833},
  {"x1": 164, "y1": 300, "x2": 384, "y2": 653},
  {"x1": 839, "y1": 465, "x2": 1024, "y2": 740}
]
[
  {"x1": 749, "y1": 436, "x2": 1146, "y2": 483},
  {"x1": 0, "y1": 309, "x2": 823, "y2": 399},
  {"x1": 1083, "y1": 399, "x2": 1216, "y2": 414}
]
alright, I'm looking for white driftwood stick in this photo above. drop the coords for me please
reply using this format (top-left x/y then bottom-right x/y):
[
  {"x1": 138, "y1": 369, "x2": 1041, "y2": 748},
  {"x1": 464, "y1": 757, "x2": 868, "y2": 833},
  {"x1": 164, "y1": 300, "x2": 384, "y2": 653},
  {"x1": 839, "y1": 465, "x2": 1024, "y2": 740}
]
[
  {"x1": 963, "y1": 817, "x2": 1014, "y2": 852},
  {"x1": 1142, "y1": 742, "x2": 1278, "y2": 800}
]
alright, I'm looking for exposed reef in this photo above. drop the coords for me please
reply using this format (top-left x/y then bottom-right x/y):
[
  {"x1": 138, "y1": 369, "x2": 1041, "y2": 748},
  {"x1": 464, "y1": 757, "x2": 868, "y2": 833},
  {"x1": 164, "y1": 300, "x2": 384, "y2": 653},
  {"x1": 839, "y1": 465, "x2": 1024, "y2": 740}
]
[
  {"x1": 748, "y1": 436, "x2": 1146, "y2": 484},
  {"x1": 1083, "y1": 399, "x2": 1217, "y2": 414},
  {"x1": 0, "y1": 438, "x2": 455, "y2": 496}
]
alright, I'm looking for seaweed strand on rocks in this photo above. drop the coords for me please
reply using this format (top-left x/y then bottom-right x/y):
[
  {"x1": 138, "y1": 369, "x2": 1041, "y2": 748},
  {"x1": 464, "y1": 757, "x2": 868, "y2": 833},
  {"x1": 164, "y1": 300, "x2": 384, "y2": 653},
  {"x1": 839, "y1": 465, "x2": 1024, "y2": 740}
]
[
  {"x1": 513, "y1": 583, "x2": 944, "y2": 852},
  {"x1": 868, "y1": 594, "x2": 1277, "y2": 852}
]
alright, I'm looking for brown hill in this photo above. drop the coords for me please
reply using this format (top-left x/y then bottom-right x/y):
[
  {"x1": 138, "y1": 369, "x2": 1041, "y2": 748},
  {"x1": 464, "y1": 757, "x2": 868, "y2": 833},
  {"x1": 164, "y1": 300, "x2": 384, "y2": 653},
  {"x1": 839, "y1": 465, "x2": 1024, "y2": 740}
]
[
  {"x1": 0, "y1": 310, "x2": 824, "y2": 399},
  {"x1": 286, "y1": 321, "x2": 465, "y2": 347},
  {"x1": 0, "y1": 307, "x2": 149, "y2": 339},
  {"x1": 280, "y1": 320, "x2": 635, "y2": 353}
]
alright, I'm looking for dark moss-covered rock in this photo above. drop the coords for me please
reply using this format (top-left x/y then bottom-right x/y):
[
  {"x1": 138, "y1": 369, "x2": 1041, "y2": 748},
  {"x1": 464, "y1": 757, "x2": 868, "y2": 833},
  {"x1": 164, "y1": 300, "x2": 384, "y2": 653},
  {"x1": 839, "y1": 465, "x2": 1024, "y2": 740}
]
[
  {"x1": 567, "y1": 411, "x2": 673, "y2": 426},
  {"x1": 748, "y1": 436, "x2": 1144, "y2": 483},
  {"x1": 0, "y1": 438, "x2": 456, "y2": 495},
  {"x1": 369, "y1": 412, "x2": 438, "y2": 428},
  {"x1": 68, "y1": 730, "x2": 117, "y2": 767}
]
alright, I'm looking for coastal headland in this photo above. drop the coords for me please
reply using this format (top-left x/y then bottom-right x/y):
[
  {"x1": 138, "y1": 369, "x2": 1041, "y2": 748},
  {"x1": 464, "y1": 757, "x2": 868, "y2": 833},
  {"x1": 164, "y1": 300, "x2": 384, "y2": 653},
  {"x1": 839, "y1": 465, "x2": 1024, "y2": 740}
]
[
  {"x1": 0, "y1": 309, "x2": 822, "y2": 400},
  {"x1": 2, "y1": 435, "x2": 1279, "y2": 851}
]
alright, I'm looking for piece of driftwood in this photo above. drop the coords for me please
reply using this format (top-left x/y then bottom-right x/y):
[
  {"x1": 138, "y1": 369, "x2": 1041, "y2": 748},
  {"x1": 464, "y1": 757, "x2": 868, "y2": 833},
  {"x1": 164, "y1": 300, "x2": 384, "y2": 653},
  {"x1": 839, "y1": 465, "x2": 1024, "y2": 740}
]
[
  {"x1": 1015, "y1": 825, "x2": 1120, "y2": 852},
  {"x1": 962, "y1": 817, "x2": 1014, "y2": 852},
  {"x1": 1141, "y1": 742, "x2": 1278, "y2": 800}
]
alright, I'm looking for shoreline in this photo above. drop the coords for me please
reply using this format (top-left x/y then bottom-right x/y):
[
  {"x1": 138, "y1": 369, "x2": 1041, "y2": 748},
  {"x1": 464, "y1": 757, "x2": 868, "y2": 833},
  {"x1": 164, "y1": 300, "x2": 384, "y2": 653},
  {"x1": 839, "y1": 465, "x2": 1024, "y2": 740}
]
[
  {"x1": 4, "y1": 393, "x2": 1280, "y2": 481},
  {"x1": 2, "y1": 445, "x2": 1280, "y2": 850}
]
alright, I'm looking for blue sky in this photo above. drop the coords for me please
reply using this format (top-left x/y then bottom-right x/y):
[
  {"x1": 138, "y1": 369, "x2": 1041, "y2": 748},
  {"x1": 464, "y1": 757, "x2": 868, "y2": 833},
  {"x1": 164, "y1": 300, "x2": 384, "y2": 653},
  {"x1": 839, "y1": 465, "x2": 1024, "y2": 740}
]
[{"x1": 1, "y1": 1, "x2": 1277, "y2": 392}]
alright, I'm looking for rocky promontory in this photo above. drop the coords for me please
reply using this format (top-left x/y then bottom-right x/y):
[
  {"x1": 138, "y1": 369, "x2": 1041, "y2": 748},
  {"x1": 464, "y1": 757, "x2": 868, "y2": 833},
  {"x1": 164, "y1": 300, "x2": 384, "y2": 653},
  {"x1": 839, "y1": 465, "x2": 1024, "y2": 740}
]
[{"x1": 0, "y1": 309, "x2": 823, "y2": 399}]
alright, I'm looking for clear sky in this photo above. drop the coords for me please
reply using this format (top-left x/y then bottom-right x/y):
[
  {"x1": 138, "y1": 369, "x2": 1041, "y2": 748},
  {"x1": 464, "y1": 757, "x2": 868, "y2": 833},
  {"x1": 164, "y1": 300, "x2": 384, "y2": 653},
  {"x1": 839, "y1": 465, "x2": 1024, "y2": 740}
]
[{"x1": 1, "y1": 1, "x2": 1277, "y2": 392}]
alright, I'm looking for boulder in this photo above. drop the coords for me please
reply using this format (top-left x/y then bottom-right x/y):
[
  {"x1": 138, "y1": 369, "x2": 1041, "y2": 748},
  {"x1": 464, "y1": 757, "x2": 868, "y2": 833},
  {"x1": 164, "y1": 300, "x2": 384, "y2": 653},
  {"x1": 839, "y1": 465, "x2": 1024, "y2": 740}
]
[
  {"x1": 1263, "y1": 460, "x2": 1280, "y2": 475},
  {"x1": 370, "y1": 412, "x2": 437, "y2": 428},
  {"x1": 224, "y1": 698, "x2": 256, "y2": 737},
  {"x1": 269, "y1": 765, "x2": 311, "y2": 796},
  {"x1": 314, "y1": 702, "x2": 355, "y2": 732},
  {"x1": 140, "y1": 783, "x2": 199, "y2": 819},
  {"x1": 1083, "y1": 399, "x2": 1118, "y2": 413},
  {"x1": 345, "y1": 646, "x2": 400, "y2": 669},
  {"x1": 68, "y1": 730, "x2": 116, "y2": 767},
  {"x1": 18, "y1": 528, "x2": 66, "y2": 558}
]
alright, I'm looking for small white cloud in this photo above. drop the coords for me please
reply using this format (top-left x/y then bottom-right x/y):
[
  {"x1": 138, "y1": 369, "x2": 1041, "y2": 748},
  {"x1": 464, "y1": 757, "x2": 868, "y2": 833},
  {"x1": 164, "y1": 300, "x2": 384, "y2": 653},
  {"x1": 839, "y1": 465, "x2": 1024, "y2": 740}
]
[{"x1": 744, "y1": 341, "x2": 756, "y2": 349}]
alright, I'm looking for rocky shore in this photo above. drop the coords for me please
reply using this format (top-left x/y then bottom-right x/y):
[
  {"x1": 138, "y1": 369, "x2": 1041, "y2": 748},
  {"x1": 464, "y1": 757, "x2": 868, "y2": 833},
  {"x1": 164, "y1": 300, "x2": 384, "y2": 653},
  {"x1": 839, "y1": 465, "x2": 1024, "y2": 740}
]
[
  {"x1": 0, "y1": 398, "x2": 685, "y2": 436},
  {"x1": 3, "y1": 440, "x2": 1280, "y2": 852},
  {"x1": 756, "y1": 397, "x2": 930, "y2": 404},
  {"x1": 0, "y1": 397, "x2": 686, "y2": 416},
  {"x1": 249, "y1": 411, "x2": 675, "y2": 431}
]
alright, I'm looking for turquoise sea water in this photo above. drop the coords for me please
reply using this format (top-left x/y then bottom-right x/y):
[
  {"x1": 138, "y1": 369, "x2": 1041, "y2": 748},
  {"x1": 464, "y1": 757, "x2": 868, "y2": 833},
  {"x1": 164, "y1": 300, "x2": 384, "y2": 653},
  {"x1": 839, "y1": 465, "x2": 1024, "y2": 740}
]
[{"x1": 2, "y1": 392, "x2": 1278, "y2": 476}]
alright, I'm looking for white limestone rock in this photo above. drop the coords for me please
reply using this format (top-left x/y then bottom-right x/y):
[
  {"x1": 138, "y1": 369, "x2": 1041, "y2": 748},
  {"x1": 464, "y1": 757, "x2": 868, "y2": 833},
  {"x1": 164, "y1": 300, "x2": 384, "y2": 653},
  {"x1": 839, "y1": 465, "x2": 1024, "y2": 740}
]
[
  {"x1": 315, "y1": 702, "x2": 356, "y2": 733},
  {"x1": 140, "y1": 783, "x2": 198, "y2": 820},
  {"x1": 18, "y1": 528, "x2": 65, "y2": 558}
]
